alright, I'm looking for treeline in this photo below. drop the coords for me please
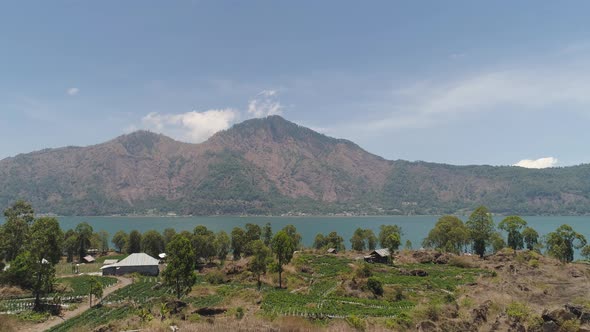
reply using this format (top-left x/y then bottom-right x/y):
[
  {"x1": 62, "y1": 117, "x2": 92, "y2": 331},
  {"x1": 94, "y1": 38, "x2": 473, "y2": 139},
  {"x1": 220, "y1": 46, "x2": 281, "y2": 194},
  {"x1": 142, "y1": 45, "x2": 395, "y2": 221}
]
[{"x1": 421, "y1": 206, "x2": 590, "y2": 263}]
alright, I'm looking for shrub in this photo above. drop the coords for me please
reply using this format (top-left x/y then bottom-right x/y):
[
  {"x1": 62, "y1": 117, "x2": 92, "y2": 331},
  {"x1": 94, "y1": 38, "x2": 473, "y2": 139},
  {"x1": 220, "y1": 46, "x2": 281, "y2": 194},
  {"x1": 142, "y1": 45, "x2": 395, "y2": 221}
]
[
  {"x1": 560, "y1": 319, "x2": 580, "y2": 332},
  {"x1": 205, "y1": 270, "x2": 225, "y2": 285},
  {"x1": 235, "y1": 307, "x2": 244, "y2": 320},
  {"x1": 367, "y1": 277, "x2": 383, "y2": 296},
  {"x1": 356, "y1": 263, "x2": 373, "y2": 278},
  {"x1": 448, "y1": 256, "x2": 474, "y2": 268},
  {"x1": 528, "y1": 259, "x2": 539, "y2": 268},
  {"x1": 346, "y1": 314, "x2": 366, "y2": 331},
  {"x1": 506, "y1": 301, "x2": 529, "y2": 321}
]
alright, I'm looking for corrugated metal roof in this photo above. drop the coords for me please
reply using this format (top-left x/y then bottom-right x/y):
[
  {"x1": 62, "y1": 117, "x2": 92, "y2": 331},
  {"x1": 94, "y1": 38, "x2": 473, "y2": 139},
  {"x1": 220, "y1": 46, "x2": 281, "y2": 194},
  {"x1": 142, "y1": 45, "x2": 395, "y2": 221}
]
[
  {"x1": 83, "y1": 255, "x2": 95, "y2": 262},
  {"x1": 102, "y1": 259, "x2": 119, "y2": 265},
  {"x1": 372, "y1": 248, "x2": 390, "y2": 257},
  {"x1": 100, "y1": 253, "x2": 159, "y2": 269}
]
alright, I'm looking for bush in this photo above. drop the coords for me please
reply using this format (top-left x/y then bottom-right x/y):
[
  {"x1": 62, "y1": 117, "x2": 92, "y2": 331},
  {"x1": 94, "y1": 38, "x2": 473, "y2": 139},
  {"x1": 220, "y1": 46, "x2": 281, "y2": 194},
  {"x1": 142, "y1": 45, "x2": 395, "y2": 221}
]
[
  {"x1": 356, "y1": 263, "x2": 373, "y2": 278},
  {"x1": 205, "y1": 270, "x2": 225, "y2": 285},
  {"x1": 528, "y1": 259, "x2": 539, "y2": 268},
  {"x1": 367, "y1": 277, "x2": 383, "y2": 296},
  {"x1": 506, "y1": 301, "x2": 529, "y2": 321},
  {"x1": 560, "y1": 319, "x2": 580, "y2": 332},
  {"x1": 235, "y1": 307, "x2": 244, "y2": 320},
  {"x1": 448, "y1": 256, "x2": 474, "y2": 268},
  {"x1": 346, "y1": 314, "x2": 366, "y2": 331}
]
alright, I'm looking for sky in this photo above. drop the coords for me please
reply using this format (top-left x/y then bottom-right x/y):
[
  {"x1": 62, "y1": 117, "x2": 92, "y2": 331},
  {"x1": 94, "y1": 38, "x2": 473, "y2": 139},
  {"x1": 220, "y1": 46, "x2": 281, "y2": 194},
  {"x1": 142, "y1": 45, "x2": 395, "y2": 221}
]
[{"x1": 2, "y1": 1, "x2": 590, "y2": 168}]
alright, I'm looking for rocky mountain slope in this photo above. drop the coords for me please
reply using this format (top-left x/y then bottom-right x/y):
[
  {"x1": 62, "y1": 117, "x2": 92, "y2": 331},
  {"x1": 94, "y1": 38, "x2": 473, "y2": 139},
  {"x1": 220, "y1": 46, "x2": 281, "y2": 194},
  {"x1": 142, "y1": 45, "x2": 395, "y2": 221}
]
[{"x1": 1, "y1": 116, "x2": 589, "y2": 215}]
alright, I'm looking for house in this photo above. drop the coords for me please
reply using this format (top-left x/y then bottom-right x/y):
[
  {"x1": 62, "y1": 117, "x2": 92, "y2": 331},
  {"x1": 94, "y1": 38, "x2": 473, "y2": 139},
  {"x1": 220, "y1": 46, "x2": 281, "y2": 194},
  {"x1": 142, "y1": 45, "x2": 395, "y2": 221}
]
[
  {"x1": 327, "y1": 248, "x2": 337, "y2": 254},
  {"x1": 82, "y1": 255, "x2": 96, "y2": 263},
  {"x1": 101, "y1": 253, "x2": 160, "y2": 276},
  {"x1": 364, "y1": 248, "x2": 391, "y2": 264},
  {"x1": 102, "y1": 259, "x2": 119, "y2": 266}
]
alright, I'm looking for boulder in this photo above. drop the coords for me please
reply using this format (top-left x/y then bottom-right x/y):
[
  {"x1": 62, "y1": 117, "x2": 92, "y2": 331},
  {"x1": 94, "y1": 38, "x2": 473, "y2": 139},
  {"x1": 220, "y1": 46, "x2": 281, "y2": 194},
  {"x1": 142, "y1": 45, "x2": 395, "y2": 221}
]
[
  {"x1": 542, "y1": 308, "x2": 576, "y2": 324},
  {"x1": 416, "y1": 320, "x2": 439, "y2": 332},
  {"x1": 472, "y1": 300, "x2": 493, "y2": 325},
  {"x1": 565, "y1": 303, "x2": 590, "y2": 323},
  {"x1": 434, "y1": 253, "x2": 453, "y2": 264},
  {"x1": 542, "y1": 321, "x2": 559, "y2": 332}
]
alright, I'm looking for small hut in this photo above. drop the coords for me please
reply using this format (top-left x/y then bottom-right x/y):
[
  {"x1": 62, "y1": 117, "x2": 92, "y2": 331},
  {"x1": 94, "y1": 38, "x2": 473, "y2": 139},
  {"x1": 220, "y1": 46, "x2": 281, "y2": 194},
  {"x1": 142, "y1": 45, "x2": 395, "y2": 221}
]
[
  {"x1": 364, "y1": 249, "x2": 390, "y2": 264},
  {"x1": 102, "y1": 259, "x2": 119, "y2": 266},
  {"x1": 327, "y1": 248, "x2": 338, "y2": 254},
  {"x1": 82, "y1": 255, "x2": 96, "y2": 263}
]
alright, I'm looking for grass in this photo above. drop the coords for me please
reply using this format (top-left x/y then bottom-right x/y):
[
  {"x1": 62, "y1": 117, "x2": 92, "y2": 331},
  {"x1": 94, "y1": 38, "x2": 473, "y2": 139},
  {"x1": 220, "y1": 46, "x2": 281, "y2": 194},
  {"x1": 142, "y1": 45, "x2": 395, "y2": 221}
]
[
  {"x1": 56, "y1": 276, "x2": 118, "y2": 297},
  {"x1": 54, "y1": 254, "x2": 129, "y2": 276}
]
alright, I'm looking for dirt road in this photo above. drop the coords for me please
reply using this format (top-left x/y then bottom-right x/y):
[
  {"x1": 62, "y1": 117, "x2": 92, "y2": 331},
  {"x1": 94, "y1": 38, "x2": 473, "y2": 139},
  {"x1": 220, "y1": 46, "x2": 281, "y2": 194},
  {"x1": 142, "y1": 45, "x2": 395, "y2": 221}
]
[{"x1": 22, "y1": 276, "x2": 133, "y2": 332}]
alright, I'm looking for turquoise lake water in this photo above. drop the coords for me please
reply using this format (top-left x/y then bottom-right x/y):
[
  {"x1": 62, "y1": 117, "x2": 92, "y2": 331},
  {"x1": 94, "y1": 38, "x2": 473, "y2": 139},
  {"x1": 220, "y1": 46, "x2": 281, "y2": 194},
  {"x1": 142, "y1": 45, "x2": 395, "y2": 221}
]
[{"x1": 2, "y1": 215, "x2": 589, "y2": 257}]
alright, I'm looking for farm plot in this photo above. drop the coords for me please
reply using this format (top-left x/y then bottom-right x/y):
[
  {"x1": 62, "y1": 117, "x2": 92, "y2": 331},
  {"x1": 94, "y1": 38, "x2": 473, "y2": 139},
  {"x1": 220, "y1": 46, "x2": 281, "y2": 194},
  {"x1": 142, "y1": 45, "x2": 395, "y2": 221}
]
[
  {"x1": 0, "y1": 276, "x2": 117, "y2": 314},
  {"x1": 48, "y1": 277, "x2": 167, "y2": 332}
]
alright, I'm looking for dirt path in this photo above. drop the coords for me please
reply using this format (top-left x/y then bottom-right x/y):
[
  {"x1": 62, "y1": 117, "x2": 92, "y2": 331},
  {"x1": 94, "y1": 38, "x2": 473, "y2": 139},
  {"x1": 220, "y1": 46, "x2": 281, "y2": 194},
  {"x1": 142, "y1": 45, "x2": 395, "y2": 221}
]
[{"x1": 23, "y1": 276, "x2": 133, "y2": 332}]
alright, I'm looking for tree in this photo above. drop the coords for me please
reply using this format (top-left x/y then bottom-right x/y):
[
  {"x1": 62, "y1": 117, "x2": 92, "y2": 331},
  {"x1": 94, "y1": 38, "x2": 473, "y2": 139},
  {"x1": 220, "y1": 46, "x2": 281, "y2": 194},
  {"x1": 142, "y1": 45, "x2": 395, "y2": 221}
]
[
  {"x1": 367, "y1": 277, "x2": 383, "y2": 296},
  {"x1": 231, "y1": 227, "x2": 246, "y2": 260},
  {"x1": 423, "y1": 215, "x2": 469, "y2": 254},
  {"x1": 215, "y1": 231, "x2": 231, "y2": 262},
  {"x1": 405, "y1": 240, "x2": 413, "y2": 250},
  {"x1": 193, "y1": 226, "x2": 216, "y2": 263},
  {"x1": 112, "y1": 231, "x2": 128, "y2": 253},
  {"x1": 249, "y1": 240, "x2": 272, "y2": 290},
  {"x1": 491, "y1": 232, "x2": 506, "y2": 253},
  {"x1": 262, "y1": 222, "x2": 273, "y2": 247},
  {"x1": 545, "y1": 224, "x2": 587, "y2": 263},
  {"x1": 162, "y1": 235, "x2": 197, "y2": 299},
  {"x1": 88, "y1": 277, "x2": 103, "y2": 307},
  {"x1": 350, "y1": 228, "x2": 377, "y2": 251},
  {"x1": 498, "y1": 216, "x2": 527, "y2": 250},
  {"x1": 142, "y1": 230, "x2": 165, "y2": 258},
  {"x1": 350, "y1": 232, "x2": 365, "y2": 251},
  {"x1": 1, "y1": 200, "x2": 35, "y2": 261},
  {"x1": 466, "y1": 206, "x2": 495, "y2": 258},
  {"x1": 63, "y1": 230, "x2": 78, "y2": 263},
  {"x1": 378, "y1": 225, "x2": 403, "y2": 249},
  {"x1": 244, "y1": 223, "x2": 262, "y2": 256},
  {"x1": 313, "y1": 233, "x2": 326, "y2": 249},
  {"x1": 163, "y1": 228, "x2": 177, "y2": 247},
  {"x1": 29, "y1": 217, "x2": 62, "y2": 310},
  {"x1": 582, "y1": 245, "x2": 590, "y2": 261},
  {"x1": 522, "y1": 227, "x2": 539, "y2": 251},
  {"x1": 127, "y1": 230, "x2": 142, "y2": 254},
  {"x1": 282, "y1": 225, "x2": 302, "y2": 250},
  {"x1": 97, "y1": 230, "x2": 110, "y2": 254},
  {"x1": 379, "y1": 225, "x2": 402, "y2": 252},
  {"x1": 75, "y1": 222, "x2": 94, "y2": 261},
  {"x1": 271, "y1": 231, "x2": 295, "y2": 288},
  {"x1": 385, "y1": 233, "x2": 401, "y2": 255}
]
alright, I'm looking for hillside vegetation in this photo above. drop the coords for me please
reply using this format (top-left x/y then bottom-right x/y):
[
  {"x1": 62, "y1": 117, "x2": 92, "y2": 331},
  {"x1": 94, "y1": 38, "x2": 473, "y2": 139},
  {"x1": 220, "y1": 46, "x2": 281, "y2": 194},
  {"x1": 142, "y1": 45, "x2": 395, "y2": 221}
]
[{"x1": 1, "y1": 116, "x2": 590, "y2": 215}]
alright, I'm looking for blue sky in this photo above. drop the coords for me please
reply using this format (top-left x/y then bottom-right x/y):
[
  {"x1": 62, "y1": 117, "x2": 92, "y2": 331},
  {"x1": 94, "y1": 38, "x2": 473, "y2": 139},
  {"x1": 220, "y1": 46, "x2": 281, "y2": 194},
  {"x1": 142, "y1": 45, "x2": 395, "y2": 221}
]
[{"x1": 2, "y1": 1, "x2": 590, "y2": 167}]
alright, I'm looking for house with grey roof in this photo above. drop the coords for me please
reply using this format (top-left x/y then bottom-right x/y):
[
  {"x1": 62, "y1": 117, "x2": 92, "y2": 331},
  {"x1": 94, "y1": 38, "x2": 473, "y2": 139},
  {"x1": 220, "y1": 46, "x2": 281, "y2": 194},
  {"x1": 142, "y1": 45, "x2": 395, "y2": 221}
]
[{"x1": 100, "y1": 253, "x2": 160, "y2": 276}]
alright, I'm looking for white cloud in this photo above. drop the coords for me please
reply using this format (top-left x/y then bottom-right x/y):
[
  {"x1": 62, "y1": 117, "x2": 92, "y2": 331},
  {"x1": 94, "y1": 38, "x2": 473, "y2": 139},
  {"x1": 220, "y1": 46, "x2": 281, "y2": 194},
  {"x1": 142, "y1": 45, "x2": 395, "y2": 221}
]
[
  {"x1": 514, "y1": 157, "x2": 558, "y2": 169},
  {"x1": 66, "y1": 88, "x2": 79, "y2": 96},
  {"x1": 247, "y1": 89, "x2": 283, "y2": 117},
  {"x1": 141, "y1": 109, "x2": 238, "y2": 143}
]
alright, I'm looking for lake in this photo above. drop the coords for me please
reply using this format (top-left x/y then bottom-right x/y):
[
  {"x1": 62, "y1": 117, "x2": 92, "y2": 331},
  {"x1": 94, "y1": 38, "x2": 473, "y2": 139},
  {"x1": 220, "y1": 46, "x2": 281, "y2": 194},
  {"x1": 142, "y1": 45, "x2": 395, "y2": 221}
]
[{"x1": 3, "y1": 215, "x2": 587, "y2": 257}]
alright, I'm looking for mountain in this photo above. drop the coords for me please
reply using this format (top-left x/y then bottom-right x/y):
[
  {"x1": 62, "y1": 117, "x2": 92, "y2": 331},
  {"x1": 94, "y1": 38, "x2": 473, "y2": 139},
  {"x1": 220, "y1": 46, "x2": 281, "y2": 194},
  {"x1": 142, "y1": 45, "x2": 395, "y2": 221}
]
[{"x1": 1, "y1": 116, "x2": 590, "y2": 216}]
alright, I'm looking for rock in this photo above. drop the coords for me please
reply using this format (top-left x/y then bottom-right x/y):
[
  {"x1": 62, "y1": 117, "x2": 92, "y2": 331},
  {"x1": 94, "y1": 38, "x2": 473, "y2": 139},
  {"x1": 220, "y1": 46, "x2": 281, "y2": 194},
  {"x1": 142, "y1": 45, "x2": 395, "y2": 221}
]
[
  {"x1": 416, "y1": 320, "x2": 439, "y2": 332},
  {"x1": 542, "y1": 321, "x2": 559, "y2": 332},
  {"x1": 435, "y1": 253, "x2": 453, "y2": 264},
  {"x1": 413, "y1": 251, "x2": 436, "y2": 264},
  {"x1": 542, "y1": 308, "x2": 576, "y2": 324},
  {"x1": 169, "y1": 326, "x2": 180, "y2": 332},
  {"x1": 568, "y1": 267, "x2": 584, "y2": 278},
  {"x1": 439, "y1": 320, "x2": 475, "y2": 332},
  {"x1": 565, "y1": 303, "x2": 590, "y2": 323},
  {"x1": 472, "y1": 300, "x2": 492, "y2": 325},
  {"x1": 400, "y1": 269, "x2": 429, "y2": 277}
]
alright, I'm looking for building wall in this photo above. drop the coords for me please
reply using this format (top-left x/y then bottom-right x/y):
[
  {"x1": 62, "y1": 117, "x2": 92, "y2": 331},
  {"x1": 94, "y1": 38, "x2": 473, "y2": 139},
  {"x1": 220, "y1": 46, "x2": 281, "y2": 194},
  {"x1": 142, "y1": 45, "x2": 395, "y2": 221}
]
[{"x1": 102, "y1": 265, "x2": 159, "y2": 276}]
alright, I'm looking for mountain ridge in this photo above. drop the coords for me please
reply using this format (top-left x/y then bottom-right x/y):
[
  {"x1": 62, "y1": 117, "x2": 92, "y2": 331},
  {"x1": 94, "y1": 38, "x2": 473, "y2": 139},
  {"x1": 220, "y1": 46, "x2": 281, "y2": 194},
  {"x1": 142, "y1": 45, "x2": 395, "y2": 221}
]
[{"x1": 1, "y1": 116, "x2": 589, "y2": 216}]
